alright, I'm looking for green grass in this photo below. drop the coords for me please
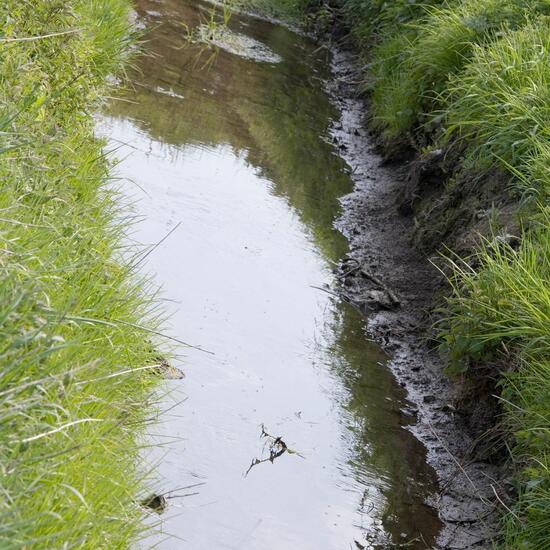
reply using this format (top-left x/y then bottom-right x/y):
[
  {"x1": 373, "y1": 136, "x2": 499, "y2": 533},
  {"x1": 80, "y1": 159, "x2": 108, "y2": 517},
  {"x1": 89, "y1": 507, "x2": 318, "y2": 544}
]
[
  {"x1": 359, "y1": 0, "x2": 549, "y2": 141},
  {"x1": 332, "y1": 1, "x2": 550, "y2": 547},
  {"x1": 339, "y1": 1, "x2": 550, "y2": 547},
  {"x1": 440, "y1": 212, "x2": 550, "y2": 371},
  {"x1": 0, "y1": 1, "x2": 163, "y2": 547},
  {"x1": 440, "y1": 212, "x2": 550, "y2": 549},
  {"x1": 444, "y1": 18, "x2": 550, "y2": 194}
]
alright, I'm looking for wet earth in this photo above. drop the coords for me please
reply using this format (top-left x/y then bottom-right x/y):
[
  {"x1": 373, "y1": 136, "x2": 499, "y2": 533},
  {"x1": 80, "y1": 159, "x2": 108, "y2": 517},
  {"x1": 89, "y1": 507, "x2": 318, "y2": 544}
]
[{"x1": 327, "y1": 48, "x2": 503, "y2": 549}]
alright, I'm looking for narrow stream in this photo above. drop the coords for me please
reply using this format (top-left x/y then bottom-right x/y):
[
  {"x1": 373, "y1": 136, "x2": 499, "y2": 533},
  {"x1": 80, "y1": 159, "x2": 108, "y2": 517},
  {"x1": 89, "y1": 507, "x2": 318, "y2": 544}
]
[{"x1": 98, "y1": 1, "x2": 442, "y2": 547}]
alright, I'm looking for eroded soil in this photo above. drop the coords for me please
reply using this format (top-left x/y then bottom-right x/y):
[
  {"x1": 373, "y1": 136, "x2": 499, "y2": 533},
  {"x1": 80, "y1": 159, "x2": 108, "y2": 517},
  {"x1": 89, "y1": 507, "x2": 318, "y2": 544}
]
[{"x1": 327, "y1": 47, "x2": 508, "y2": 549}]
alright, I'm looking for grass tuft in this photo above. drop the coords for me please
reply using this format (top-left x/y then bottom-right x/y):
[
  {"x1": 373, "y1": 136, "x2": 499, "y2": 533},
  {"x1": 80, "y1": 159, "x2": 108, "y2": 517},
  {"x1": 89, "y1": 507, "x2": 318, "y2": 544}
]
[
  {"x1": 440, "y1": 212, "x2": 550, "y2": 548},
  {"x1": 444, "y1": 18, "x2": 550, "y2": 199}
]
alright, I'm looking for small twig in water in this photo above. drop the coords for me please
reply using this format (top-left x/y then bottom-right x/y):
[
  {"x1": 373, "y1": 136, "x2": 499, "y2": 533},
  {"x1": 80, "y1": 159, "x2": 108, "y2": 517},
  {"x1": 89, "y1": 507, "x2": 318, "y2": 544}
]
[{"x1": 244, "y1": 424, "x2": 304, "y2": 477}]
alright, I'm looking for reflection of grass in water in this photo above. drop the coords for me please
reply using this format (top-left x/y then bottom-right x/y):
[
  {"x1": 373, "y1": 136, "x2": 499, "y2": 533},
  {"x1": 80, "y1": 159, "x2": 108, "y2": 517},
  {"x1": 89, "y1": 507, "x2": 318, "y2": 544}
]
[
  {"x1": 320, "y1": 303, "x2": 441, "y2": 548},
  {"x1": 198, "y1": 25, "x2": 282, "y2": 63},
  {"x1": 107, "y1": 2, "x2": 350, "y2": 263},
  {"x1": 237, "y1": 0, "x2": 309, "y2": 20}
]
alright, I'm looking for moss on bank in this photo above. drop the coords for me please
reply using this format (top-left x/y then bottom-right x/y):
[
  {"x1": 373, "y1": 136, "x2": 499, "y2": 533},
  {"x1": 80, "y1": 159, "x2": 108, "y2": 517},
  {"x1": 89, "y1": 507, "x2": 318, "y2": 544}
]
[{"x1": 0, "y1": 1, "x2": 161, "y2": 547}]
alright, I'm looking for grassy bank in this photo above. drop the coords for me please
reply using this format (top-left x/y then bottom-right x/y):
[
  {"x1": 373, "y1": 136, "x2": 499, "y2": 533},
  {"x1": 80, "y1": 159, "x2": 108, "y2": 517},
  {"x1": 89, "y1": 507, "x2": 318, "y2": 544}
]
[
  {"x1": 333, "y1": 0, "x2": 550, "y2": 547},
  {"x1": 441, "y1": 212, "x2": 550, "y2": 548},
  {"x1": 250, "y1": 0, "x2": 549, "y2": 547},
  {"x1": 335, "y1": 1, "x2": 550, "y2": 547},
  {"x1": 0, "y1": 1, "x2": 162, "y2": 547}
]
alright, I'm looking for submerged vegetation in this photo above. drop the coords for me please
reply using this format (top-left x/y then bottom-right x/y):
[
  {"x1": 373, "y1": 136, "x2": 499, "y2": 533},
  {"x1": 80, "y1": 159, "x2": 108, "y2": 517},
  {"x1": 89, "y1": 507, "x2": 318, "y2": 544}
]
[
  {"x1": 250, "y1": 0, "x2": 550, "y2": 547},
  {"x1": 0, "y1": 0, "x2": 162, "y2": 547}
]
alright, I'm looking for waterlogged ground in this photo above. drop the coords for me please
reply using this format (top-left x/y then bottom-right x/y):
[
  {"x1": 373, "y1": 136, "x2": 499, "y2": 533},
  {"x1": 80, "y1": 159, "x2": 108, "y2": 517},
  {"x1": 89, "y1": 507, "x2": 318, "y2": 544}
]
[{"x1": 98, "y1": 0, "x2": 442, "y2": 547}]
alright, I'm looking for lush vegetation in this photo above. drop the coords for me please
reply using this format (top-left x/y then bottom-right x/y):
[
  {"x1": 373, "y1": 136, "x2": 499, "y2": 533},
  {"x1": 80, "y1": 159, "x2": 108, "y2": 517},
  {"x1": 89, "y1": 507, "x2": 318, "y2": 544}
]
[
  {"x1": 3, "y1": 0, "x2": 549, "y2": 546},
  {"x1": 441, "y1": 214, "x2": 550, "y2": 548},
  {"x1": 0, "y1": 1, "x2": 162, "y2": 547},
  {"x1": 250, "y1": 0, "x2": 550, "y2": 546}
]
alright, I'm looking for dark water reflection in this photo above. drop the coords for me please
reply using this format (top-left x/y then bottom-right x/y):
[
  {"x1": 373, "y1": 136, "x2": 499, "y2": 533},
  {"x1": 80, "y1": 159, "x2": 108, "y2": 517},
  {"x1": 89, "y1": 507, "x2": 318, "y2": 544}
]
[{"x1": 98, "y1": 0, "x2": 442, "y2": 547}]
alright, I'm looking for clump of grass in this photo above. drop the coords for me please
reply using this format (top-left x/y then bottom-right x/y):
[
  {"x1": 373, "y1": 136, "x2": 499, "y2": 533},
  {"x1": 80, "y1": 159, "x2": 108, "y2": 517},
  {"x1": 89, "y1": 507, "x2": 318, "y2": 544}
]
[
  {"x1": 365, "y1": 0, "x2": 547, "y2": 140},
  {"x1": 444, "y1": 17, "x2": 550, "y2": 199},
  {"x1": 440, "y1": 214, "x2": 550, "y2": 371},
  {"x1": 342, "y1": 0, "x2": 446, "y2": 46},
  {"x1": 502, "y1": 356, "x2": 550, "y2": 548},
  {"x1": 440, "y1": 212, "x2": 550, "y2": 548},
  {"x1": 367, "y1": 31, "x2": 420, "y2": 140},
  {"x1": 0, "y1": 0, "x2": 163, "y2": 547}
]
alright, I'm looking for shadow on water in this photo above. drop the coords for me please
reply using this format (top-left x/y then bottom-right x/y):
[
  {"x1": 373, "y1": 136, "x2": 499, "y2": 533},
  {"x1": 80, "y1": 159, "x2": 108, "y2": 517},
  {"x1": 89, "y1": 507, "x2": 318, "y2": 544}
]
[{"x1": 100, "y1": 0, "x2": 442, "y2": 547}]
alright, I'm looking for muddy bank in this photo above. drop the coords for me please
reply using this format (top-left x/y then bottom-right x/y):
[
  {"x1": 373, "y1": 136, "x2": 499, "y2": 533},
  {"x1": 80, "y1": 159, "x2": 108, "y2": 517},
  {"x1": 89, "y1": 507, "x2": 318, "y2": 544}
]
[{"x1": 325, "y1": 48, "x2": 507, "y2": 548}]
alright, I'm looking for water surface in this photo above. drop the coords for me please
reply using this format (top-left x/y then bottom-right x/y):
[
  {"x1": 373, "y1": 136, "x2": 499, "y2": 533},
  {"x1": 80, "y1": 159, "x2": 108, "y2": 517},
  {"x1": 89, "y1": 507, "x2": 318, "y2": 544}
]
[{"x1": 98, "y1": 1, "x2": 442, "y2": 547}]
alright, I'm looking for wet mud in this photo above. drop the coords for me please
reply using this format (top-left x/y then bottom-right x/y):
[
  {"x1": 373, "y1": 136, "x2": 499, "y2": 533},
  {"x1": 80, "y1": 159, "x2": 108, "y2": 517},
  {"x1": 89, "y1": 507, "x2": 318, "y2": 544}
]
[{"x1": 327, "y1": 47, "x2": 505, "y2": 549}]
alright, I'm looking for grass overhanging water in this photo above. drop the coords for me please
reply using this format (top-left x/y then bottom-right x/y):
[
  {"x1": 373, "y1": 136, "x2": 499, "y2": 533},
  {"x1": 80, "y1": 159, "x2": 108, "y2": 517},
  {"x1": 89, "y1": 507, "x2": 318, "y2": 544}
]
[
  {"x1": 0, "y1": 1, "x2": 164, "y2": 547},
  {"x1": 3, "y1": 0, "x2": 550, "y2": 547}
]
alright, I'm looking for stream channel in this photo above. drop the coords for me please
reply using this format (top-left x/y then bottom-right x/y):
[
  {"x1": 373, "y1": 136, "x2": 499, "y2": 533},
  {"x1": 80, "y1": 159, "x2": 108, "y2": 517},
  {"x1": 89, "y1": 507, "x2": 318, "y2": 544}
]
[{"x1": 97, "y1": 0, "x2": 443, "y2": 548}]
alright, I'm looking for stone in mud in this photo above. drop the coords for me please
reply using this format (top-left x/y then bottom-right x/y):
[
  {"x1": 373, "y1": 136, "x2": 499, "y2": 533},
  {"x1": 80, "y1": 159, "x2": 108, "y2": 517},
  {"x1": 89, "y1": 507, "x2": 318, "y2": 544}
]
[
  {"x1": 397, "y1": 148, "x2": 445, "y2": 216},
  {"x1": 495, "y1": 232, "x2": 521, "y2": 250},
  {"x1": 359, "y1": 289, "x2": 398, "y2": 311}
]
